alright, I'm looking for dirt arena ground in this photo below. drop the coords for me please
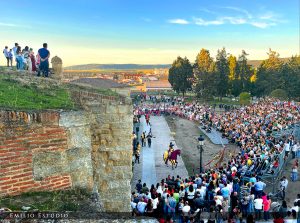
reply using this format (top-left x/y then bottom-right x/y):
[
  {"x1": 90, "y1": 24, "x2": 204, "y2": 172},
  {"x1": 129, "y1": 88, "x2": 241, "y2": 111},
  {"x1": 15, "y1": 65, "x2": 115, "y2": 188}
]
[{"x1": 165, "y1": 116, "x2": 239, "y2": 176}]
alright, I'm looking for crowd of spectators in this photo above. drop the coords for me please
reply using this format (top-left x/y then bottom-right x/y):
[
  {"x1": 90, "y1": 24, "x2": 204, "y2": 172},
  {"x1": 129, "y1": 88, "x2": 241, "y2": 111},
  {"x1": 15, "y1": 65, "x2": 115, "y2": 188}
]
[
  {"x1": 132, "y1": 97, "x2": 300, "y2": 222},
  {"x1": 2, "y1": 43, "x2": 50, "y2": 77}
]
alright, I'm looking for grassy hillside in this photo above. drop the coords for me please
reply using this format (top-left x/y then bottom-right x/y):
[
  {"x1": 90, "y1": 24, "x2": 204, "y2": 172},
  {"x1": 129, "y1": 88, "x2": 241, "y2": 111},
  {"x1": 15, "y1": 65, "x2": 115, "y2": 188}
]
[
  {"x1": 0, "y1": 76, "x2": 75, "y2": 110},
  {"x1": 0, "y1": 73, "x2": 119, "y2": 110}
]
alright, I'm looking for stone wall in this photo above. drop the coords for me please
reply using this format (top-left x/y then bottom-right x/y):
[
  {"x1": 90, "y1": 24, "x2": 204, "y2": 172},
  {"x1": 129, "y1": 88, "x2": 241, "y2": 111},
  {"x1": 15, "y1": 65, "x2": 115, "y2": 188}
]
[
  {"x1": 0, "y1": 110, "x2": 93, "y2": 197},
  {"x1": 71, "y1": 91, "x2": 133, "y2": 212},
  {"x1": 0, "y1": 91, "x2": 133, "y2": 212}
]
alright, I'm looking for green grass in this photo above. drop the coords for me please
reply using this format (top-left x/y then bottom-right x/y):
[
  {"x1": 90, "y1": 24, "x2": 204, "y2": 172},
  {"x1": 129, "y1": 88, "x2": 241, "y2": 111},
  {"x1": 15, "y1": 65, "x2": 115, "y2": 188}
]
[
  {"x1": 0, "y1": 77, "x2": 76, "y2": 110},
  {"x1": 0, "y1": 190, "x2": 90, "y2": 211},
  {"x1": 0, "y1": 72, "x2": 123, "y2": 110}
]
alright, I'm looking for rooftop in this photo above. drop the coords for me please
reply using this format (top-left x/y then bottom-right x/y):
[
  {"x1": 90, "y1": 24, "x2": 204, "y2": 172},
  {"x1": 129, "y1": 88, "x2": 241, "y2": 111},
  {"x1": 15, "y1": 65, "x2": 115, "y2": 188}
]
[
  {"x1": 70, "y1": 78, "x2": 129, "y2": 89},
  {"x1": 145, "y1": 81, "x2": 171, "y2": 89}
]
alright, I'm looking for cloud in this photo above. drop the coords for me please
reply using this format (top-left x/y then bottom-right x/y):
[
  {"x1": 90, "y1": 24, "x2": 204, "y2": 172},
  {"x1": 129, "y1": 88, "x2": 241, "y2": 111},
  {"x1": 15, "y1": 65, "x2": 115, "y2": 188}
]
[
  {"x1": 194, "y1": 18, "x2": 224, "y2": 26},
  {"x1": 167, "y1": 19, "x2": 189, "y2": 25},
  {"x1": 168, "y1": 6, "x2": 284, "y2": 29},
  {"x1": 0, "y1": 22, "x2": 18, "y2": 27},
  {"x1": 0, "y1": 22, "x2": 31, "y2": 28},
  {"x1": 222, "y1": 6, "x2": 253, "y2": 19},
  {"x1": 250, "y1": 22, "x2": 276, "y2": 28},
  {"x1": 221, "y1": 17, "x2": 247, "y2": 25},
  {"x1": 198, "y1": 8, "x2": 217, "y2": 15},
  {"x1": 193, "y1": 17, "x2": 246, "y2": 26}
]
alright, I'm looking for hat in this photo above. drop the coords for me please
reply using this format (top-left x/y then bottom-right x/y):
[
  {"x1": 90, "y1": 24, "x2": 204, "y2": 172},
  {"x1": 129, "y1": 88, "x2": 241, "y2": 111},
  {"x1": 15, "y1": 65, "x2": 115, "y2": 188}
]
[{"x1": 169, "y1": 142, "x2": 175, "y2": 147}]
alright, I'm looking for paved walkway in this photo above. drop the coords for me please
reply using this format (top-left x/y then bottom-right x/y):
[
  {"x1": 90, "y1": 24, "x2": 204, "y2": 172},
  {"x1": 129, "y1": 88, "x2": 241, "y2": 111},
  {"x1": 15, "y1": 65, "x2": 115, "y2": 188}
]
[
  {"x1": 199, "y1": 127, "x2": 228, "y2": 145},
  {"x1": 137, "y1": 116, "x2": 188, "y2": 187}
]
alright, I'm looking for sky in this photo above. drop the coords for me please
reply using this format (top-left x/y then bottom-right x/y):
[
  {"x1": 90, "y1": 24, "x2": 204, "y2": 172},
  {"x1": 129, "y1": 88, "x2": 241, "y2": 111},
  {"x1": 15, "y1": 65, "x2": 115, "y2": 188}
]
[{"x1": 0, "y1": 0, "x2": 299, "y2": 66}]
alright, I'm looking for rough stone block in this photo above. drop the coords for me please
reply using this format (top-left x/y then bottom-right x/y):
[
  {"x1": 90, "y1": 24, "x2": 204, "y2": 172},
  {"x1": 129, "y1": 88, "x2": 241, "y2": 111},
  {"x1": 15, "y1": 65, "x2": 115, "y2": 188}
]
[
  {"x1": 117, "y1": 105, "x2": 130, "y2": 114},
  {"x1": 33, "y1": 151, "x2": 66, "y2": 180},
  {"x1": 67, "y1": 126, "x2": 92, "y2": 149},
  {"x1": 106, "y1": 105, "x2": 118, "y2": 114},
  {"x1": 59, "y1": 111, "x2": 89, "y2": 128}
]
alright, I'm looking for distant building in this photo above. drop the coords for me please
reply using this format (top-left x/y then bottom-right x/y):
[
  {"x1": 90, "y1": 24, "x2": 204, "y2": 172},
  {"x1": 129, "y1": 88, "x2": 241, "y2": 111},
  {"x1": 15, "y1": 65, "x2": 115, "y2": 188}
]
[{"x1": 145, "y1": 81, "x2": 172, "y2": 91}]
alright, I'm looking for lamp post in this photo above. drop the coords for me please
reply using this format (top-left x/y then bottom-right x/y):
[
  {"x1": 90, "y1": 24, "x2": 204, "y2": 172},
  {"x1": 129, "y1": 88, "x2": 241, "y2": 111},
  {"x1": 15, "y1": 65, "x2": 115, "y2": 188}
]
[{"x1": 197, "y1": 135, "x2": 205, "y2": 173}]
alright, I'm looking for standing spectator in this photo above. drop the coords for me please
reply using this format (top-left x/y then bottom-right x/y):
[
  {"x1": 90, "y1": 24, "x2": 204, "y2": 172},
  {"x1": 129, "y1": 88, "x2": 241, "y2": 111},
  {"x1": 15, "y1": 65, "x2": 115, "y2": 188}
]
[
  {"x1": 134, "y1": 143, "x2": 140, "y2": 164},
  {"x1": 16, "y1": 50, "x2": 24, "y2": 71},
  {"x1": 253, "y1": 195, "x2": 263, "y2": 220},
  {"x1": 38, "y1": 43, "x2": 50, "y2": 77},
  {"x1": 141, "y1": 132, "x2": 146, "y2": 147},
  {"x1": 15, "y1": 46, "x2": 22, "y2": 69},
  {"x1": 147, "y1": 132, "x2": 152, "y2": 148},
  {"x1": 280, "y1": 176, "x2": 288, "y2": 200},
  {"x1": 263, "y1": 195, "x2": 271, "y2": 221},
  {"x1": 291, "y1": 165, "x2": 298, "y2": 182},
  {"x1": 36, "y1": 52, "x2": 41, "y2": 75},
  {"x1": 8, "y1": 49, "x2": 13, "y2": 67},
  {"x1": 279, "y1": 200, "x2": 288, "y2": 218},
  {"x1": 22, "y1": 46, "x2": 30, "y2": 70},
  {"x1": 284, "y1": 140, "x2": 290, "y2": 157},
  {"x1": 136, "y1": 180, "x2": 142, "y2": 194},
  {"x1": 292, "y1": 141, "x2": 298, "y2": 159},
  {"x1": 12, "y1": 43, "x2": 18, "y2": 66},
  {"x1": 254, "y1": 178, "x2": 266, "y2": 197},
  {"x1": 3, "y1": 46, "x2": 9, "y2": 67},
  {"x1": 30, "y1": 50, "x2": 37, "y2": 72}
]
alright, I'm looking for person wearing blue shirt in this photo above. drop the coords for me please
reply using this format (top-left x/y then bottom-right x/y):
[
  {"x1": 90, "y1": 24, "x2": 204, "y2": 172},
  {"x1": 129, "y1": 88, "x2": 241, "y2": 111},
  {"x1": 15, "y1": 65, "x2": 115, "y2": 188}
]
[
  {"x1": 221, "y1": 183, "x2": 230, "y2": 199},
  {"x1": 38, "y1": 43, "x2": 50, "y2": 77},
  {"x1": 254, "y1": 178, "x2": 266, "y2": 197}
]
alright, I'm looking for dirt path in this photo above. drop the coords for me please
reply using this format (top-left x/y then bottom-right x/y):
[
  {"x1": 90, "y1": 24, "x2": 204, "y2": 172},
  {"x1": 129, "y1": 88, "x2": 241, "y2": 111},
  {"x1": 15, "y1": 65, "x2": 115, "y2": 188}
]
[{"x1": 165, "y1": 116, "x2": 239, "y2": 176}]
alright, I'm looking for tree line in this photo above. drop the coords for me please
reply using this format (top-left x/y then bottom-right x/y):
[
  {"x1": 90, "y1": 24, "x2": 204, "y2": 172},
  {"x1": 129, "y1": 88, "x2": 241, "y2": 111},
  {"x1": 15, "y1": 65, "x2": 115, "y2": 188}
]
[{"x1": 168, "y1": 48, "x2": 300, "y2": 101}]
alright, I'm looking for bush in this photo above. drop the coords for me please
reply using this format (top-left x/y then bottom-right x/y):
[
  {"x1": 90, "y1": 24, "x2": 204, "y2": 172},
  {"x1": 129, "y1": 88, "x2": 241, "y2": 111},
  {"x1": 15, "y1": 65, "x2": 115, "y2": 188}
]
[
  {"x1": 239, "y1": 92, "x2": 251, "y2": 105},
  {"x1": 270, "y1": 89, "x2": 288, "y2": 100}
]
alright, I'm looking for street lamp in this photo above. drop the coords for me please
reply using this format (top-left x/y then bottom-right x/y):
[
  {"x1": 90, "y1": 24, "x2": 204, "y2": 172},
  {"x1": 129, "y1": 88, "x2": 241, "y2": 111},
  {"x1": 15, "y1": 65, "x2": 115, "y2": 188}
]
[{"x1": 197, "y1": 135, "x2": 205, "y2": 173}]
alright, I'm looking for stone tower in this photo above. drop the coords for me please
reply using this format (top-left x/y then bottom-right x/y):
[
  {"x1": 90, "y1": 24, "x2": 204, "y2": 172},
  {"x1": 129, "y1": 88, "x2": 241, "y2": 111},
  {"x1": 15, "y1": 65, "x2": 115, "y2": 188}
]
[{"x1": 51, "y1": 56, "x2": 63, "y2": 79}]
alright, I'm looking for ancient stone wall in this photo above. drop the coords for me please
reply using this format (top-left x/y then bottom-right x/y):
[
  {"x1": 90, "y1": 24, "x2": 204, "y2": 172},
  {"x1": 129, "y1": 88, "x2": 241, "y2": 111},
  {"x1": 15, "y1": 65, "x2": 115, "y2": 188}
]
[
  {"x1": 71, "y1": 91, "x2": 133, "y2": 212},
  {"x1": 0, "y1": 91, "x2": 133, "y2": 212},
  {"x1": 0, "y1": 110, "x2": 93, "y2": 197}
]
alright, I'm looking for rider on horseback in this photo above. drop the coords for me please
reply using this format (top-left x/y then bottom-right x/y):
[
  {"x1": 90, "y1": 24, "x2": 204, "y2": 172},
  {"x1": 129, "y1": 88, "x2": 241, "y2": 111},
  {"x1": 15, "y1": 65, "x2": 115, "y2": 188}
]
[{"x1": 164, "y1": 142, "x2": 174, "y2": 166}]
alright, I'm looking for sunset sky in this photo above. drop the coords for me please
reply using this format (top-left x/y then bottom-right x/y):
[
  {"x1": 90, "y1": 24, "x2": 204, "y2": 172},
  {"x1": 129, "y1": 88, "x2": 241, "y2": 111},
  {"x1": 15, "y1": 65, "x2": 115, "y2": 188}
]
[{"x1": 0, "y1": 0, "x2": 299, "y2": 66}]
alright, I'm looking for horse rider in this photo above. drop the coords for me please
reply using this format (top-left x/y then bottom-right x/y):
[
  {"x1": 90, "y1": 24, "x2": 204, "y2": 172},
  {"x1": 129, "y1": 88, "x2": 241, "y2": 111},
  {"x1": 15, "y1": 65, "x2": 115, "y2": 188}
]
[{"x1": 164, "y1": 142, "x2": 174, "y2": 165}]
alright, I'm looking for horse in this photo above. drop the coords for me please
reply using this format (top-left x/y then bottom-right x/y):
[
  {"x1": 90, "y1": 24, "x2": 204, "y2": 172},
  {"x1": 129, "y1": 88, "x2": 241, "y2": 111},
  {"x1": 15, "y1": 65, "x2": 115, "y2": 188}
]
[{"x1": 163, "y1": 149, "x2": 181, "y2": 170}]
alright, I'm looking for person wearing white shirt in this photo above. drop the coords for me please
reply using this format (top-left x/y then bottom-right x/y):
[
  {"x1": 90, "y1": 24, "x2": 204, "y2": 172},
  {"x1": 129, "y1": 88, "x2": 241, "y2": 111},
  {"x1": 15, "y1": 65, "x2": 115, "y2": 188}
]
[
  {"x1": 292, "y1": 142, "x2": 299, "y2": 159},
  {"x1": 280, "y1": 176, "x2": 289, "y2": 200},
  {"x1": 254, "y1": 196, "x2": 263, "y2": 220},
  {"x1": 182, "y1": 201, "x2": 191, "y2": 217},
  {"x1": 136, "y1": 199, "x2": 147, "y2": 214},
  {"x1": 3, "y1": 46, "x2": 9, "y2": 67},
  {"x1": 284, "y1": 141, "x2": 290, "y2": 157}
]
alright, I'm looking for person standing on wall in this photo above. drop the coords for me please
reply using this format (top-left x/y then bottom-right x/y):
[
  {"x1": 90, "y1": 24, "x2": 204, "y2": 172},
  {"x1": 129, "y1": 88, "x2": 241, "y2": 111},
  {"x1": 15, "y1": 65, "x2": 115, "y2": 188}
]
[
  {"x1": 12, "y1": 43, "x2": 18, "y2": 66},
  {"x1": 8, "y1": 49, "x2": 13, "y2": 67},
  {"x1": 38, "y1": 43, "x2": 50, "y2": 77},
  {"x1": 3, "y1": 46, "x2": 10, "y2": 67}
]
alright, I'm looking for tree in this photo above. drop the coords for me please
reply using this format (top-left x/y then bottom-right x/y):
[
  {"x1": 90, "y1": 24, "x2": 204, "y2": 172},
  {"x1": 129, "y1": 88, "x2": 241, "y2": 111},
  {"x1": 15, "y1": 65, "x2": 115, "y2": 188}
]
[
  {"x1": 193, "y1": 49, "x2": 216, "y2": 100},
  {"x1": 168, "y1": 56, "x2": 193, "y2": 96},
  {"x1": 270, "y1": 89, "x2": 288, "y2": 100},
  {"x1": 239, "y1": 92, "x2": 251, "y2": 105},
  {"x1": 236, "y1": 50, "x2": 252, "y2": 91},
  {"x1": 228, "y1": 54, "x2": 237, "y2": 81},
  {"x1": 255, "y1": 49, "x2": 284, "y2": 97},
  {"x1": 215, "y1": 48, "x2": 229, "y2": 101}
]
